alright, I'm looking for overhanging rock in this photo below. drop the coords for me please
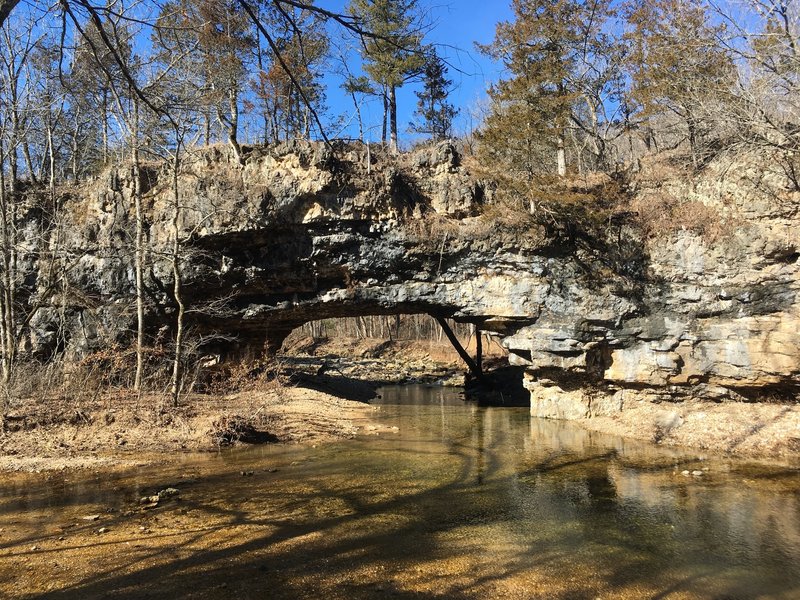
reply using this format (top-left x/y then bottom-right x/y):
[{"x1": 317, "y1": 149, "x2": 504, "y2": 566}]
[{"x1": 24, "y1": 141, "x2": 800, "y2": 410}]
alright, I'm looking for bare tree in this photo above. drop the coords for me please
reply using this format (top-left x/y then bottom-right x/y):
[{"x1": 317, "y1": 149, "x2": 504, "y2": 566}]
[
  {"x1": 62, "y1": 3, "x2": 151, "y2": 391},
  {"x1": 625, "y1": 0, "x2": 735, "y2": 168},
  {"x1": 251, "y1": 2, "x2": 328, "y2": 143},
  {"x1": 0, "y1": 17, "x2": 40, "y2": 189},
  {"x1": 0, "y1": 11, "x2": 41, "y2": 383},
  {"x1": 712, "y1": 0, "x2": 800, "y2": 188}
]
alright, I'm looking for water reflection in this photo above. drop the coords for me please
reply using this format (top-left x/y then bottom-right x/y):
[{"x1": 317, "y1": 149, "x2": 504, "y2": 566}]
[
  {"x1": 370, "y1": 386, "x2": 800, "y2": 597},
  {"x1": 0, "y1": 385, "x2": 799, "y2": 599}
]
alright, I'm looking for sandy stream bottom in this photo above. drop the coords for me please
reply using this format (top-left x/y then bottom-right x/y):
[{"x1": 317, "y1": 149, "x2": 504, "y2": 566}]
[{"x1": 1, "y1": 388, "x2": 799, "y2": 599}]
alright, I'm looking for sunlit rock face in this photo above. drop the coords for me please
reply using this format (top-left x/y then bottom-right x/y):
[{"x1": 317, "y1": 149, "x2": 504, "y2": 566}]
[
  {"x1": 519, "y1": 157, "x2": 799, "y2": 416},
  {"x1": 25, "y1": 142, "x2": 799, "y2": 409}
]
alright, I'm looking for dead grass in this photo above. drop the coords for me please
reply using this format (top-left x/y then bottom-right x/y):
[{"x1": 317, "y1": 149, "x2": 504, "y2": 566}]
[
  {"x1": 401, "y1": 211, "x2": 463, "y2": 244},
  {"x1": 0, "y1": 386, "x2": 377, "y2": 472},
  {"x1": 0, "y1": 335, "x2": 474, "y2": 473},
  {"x1": 628, "y1": 190, "x2": 733, "y2": 243}
]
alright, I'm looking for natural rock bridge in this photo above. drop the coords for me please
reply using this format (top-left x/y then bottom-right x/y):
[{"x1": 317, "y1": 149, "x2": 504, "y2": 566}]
[{"x1": 28, "y1": 141, "x2": 800, "y2": 415}]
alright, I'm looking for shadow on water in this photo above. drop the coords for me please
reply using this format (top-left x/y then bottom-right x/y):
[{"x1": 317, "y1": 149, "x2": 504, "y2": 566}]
[
  {"x1": 0, "y1": 385, "x2": 799, "y2": 599},
  {"x1": 464, "y1": 366, "x2": 531, "y2": 407}
]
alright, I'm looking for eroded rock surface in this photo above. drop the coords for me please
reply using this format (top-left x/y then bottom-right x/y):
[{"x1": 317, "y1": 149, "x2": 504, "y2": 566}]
[
  {"x1": 520, "y1": 157, "x2": 799, "y2": 418},
  {"x1": 21, "y1": 141, "x2": 800, "y2": 412}
]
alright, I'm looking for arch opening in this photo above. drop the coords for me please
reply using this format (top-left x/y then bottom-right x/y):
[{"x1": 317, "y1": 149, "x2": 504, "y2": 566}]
[{"x1": 280, "y1": 313, "x2": 506, "y2": 380}]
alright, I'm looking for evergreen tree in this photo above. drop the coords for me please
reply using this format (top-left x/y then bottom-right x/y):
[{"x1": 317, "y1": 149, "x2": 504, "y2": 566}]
[
  {"x1": 347, "y1": 0, "x2": 426, "y2": 151},
  {"x1": 477, "y1": 0, "x2": 618, "y2": 177},
  {"x1": 410, "y1": 50, "x2": 458, "y2": 140},
  {"x1": 253, "y1": 2, "x2": 328, "y2": 143}
]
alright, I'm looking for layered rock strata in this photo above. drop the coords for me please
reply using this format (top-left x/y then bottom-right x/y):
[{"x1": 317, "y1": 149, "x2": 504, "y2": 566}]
[{"x1": 20, "y1": 141, "x2": 800, "y2": 413}]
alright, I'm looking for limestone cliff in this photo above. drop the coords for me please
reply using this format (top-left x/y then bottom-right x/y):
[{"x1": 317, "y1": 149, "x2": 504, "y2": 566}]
[{"x1": 21, "y1": 141, "x2": 800, "y2": 411}]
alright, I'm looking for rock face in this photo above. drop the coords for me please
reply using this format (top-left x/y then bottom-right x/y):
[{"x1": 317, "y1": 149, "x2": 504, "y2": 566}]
[
  {"x1": 21, "y1": 141, "x2": 800, "y2": 411},
  {"x1": 517, "y1": 157, "x2": 799, "y2": 417}
]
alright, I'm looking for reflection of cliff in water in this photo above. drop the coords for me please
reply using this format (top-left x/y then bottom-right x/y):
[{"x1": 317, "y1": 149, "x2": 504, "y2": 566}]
[
  {"x1": 1, "y1": 385, "x2": 799, "y2": 599},
  {"x1": 374, "y1": 384, "x2": 800, "y2": 594}
]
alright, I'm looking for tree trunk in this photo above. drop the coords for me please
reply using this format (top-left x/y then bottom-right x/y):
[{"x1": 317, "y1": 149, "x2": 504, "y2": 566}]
[
  {"x1": 0, "y1": 140, "x2": 13, "y2": 385},
  {"x1": 358, "y1": 316, "x2": 367, "y2": 339},
  {"x1": 389, "y1": 85, "x2": 398, "y2": 153},
  {"x1": 0, "y1": 130, "x2": 7, "y2": 387},
  {"x1": 8, "y1": 121, "x2": 17, "y2": 194},
  {"x1": 556, "y1": 134, "x2": 566, "y2": 176},
  {"x1": 102, "y1": 90, "x2": 109, "y2": 165},
  {"x1": 584, "y1": 96, "x2": 605, "y2": 169},
  {"x1": 71, "y1": 110, "x2": 80, "y2": 180},
  {"x1": 47, "y1": 122, "x2": 56, "y2": 204},
  {"x1": 687, "y1": 116, "x2": 698, "y2": 168},
  {"x1": 351, "y1": 93, "x2": 364, "y2": 142},
  {"x1": 7, "y1": 76, "x2": 19, "y2": 193},
  {"x1": 22, "y1": 141, "x2": 36, "y2": 184},
  {"x1": 132, "y1": 100, "x2": 145, "y2": 393},
  {"x1": 381, "y1": 88, "x2": 388, "y2": 144},
  {"x1": 255, "y1": 30, "x2": 269, "y2": 145},
  {"x1": 227, "y1": 87, "x2": 243, "y2": 164},
  {"x1": 170, "y1": 150, "x2": 184, "y2": 407},
  {"x1": 204, "y1": 111, "x2": 211, "y2": 146},
  {"x1": 643, "y1": 126, "x2": 656, "y2": 153}
]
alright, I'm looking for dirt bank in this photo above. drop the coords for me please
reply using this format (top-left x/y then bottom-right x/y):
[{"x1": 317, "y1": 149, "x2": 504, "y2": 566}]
[
  {"x1": 0, "y1": 334, "x2": 480, "y2": 474},
  {"x1": 577, "y1": 400, "x2": 800, "y2": 462},
  {"x1": 0, "y1": 386, "x2": 388, "y2": 473}
]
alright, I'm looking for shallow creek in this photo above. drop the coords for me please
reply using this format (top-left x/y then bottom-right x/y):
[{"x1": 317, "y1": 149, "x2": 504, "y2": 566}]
[{"x1": 1, "y1": 385, "x2": 800, "y2": 599}]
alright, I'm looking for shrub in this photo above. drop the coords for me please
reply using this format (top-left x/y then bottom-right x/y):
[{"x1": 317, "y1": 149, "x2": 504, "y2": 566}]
[{"x1": 629, "y1": 191, "x2": 731, "y2": 243}]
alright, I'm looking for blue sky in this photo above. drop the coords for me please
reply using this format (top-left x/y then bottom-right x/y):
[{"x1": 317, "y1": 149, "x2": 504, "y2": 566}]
[
  {"x1": 319, "y1": 1, "x2": 514, "y2": 144},
  {"x1": 11, "y1": 0, "x2": 515, "y2": 147}
]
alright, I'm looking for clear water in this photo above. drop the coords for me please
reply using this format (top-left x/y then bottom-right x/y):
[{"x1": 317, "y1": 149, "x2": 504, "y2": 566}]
[{"x1": 1, "y1": 384, "x2": 799, "y2": 599}]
